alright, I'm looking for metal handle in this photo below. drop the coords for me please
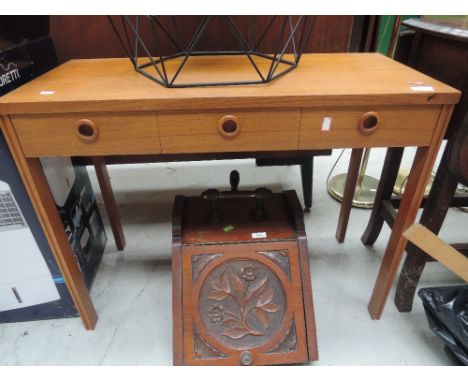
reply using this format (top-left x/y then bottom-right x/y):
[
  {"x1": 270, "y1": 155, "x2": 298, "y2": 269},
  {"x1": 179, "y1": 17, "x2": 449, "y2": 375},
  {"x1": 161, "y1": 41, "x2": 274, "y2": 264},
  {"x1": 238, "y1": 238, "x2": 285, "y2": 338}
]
[
  {"x1": 218, "y1": 115, "x2": 241, "y2": 138},
  {"x1": 358, "y1": 111, "x2": 380, "y2": 134},
  {"x1": 76, "y1": 119, "x2": 99, "y2": 142},
  {"x1": 202, "y1": 187, "x2": 272, "y2": 201},
  {"x1": 202, "y1": 187, "x2": 272, "y2": 223}
]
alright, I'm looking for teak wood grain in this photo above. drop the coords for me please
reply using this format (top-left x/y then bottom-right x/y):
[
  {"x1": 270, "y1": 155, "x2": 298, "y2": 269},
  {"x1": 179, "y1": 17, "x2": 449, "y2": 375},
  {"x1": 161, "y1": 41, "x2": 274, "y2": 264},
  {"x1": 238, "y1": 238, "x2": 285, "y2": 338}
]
[
  {"x1": 12, "y1": 112, "x2": 161, "y2": 157},
  {"x1": 158, "y1": 109, "x2": 300, "y2": 154},
  {"x1": 92, "y1": 156, "x2": 126, "y2": 251},
  {"x1": 0, "y1": 54, "x2": 459, "y2": 115},
  {"x1": 0, "y1": 53, "x2": 461, "y2": 330},
  {"x1": 335, "y1": 148, "x2": 364, "y2": 243},
  {"x1": 299, "y1": 105, "x2": 441, "y2": 149}
]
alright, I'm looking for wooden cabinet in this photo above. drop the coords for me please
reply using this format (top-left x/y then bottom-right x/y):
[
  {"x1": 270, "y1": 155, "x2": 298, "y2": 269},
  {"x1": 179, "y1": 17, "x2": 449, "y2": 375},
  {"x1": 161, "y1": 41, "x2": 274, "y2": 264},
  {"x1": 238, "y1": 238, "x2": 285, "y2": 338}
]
[{"x1": 172, "y1": 190, "x2": 318, "y2": 365}]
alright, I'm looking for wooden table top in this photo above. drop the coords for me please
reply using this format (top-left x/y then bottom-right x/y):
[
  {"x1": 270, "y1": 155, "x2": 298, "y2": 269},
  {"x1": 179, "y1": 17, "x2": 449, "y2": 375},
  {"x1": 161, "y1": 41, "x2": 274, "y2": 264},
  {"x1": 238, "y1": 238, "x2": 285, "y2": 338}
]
[{"x1": 0, "y1": 53, "x2": 460, "y2": 115}]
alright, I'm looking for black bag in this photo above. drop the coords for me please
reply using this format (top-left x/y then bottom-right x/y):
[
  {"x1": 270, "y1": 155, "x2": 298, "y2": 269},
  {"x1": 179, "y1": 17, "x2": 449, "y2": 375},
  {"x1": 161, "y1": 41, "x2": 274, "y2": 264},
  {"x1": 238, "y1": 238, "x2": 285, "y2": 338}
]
[{"x1": 418, "y1": 285, "x2": 468, "y2": 365}]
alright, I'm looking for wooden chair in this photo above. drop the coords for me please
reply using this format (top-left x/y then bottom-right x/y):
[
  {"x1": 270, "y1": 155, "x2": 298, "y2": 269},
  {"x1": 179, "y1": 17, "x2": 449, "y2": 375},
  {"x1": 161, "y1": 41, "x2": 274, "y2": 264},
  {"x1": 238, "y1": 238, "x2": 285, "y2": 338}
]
[
  {"x1": 403, "y1": 224, "x2": 468, "y2": 283},
  {"x1": 395, "y1": 109, "x2": 468, "y2": 310},
  {"x1": 350, "y1": 19, "x2": 468, "y2": 312}
]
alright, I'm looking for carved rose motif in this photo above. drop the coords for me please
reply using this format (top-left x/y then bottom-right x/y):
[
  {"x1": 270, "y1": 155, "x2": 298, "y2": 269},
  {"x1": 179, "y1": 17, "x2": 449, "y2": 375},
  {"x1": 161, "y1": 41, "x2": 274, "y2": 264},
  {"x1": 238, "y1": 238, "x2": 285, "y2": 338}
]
[
  {"x1": 208, "y1": 305, "x2": 225, "y2": 323},
  {"x1": 240, "y1": 265, "x2": 257, "y2": 281},
  {"x1": 206, "y1": 265, "x2": 280, "y2": 340}
]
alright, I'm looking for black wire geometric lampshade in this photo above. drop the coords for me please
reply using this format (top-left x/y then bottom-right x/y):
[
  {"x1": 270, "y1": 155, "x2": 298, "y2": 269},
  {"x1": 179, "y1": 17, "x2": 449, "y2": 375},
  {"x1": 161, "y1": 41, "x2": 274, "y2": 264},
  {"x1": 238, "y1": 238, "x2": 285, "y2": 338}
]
[{"x1": 107, "y1": 16, "x2": 316, "y2": 88}]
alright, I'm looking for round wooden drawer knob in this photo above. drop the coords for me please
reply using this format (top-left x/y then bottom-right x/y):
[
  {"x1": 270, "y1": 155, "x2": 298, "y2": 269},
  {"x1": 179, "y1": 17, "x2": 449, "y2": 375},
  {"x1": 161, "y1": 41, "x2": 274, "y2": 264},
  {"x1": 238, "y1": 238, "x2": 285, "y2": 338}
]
[
  {"x1": 76, "y1": 119, "x2": 99, "y2": 142},
  {"x1": 218, "y1": 115, "x2": 241, "y2": 139},
  {"x1": 358, "y1": 111, "x2": 380, "y2": 134}
]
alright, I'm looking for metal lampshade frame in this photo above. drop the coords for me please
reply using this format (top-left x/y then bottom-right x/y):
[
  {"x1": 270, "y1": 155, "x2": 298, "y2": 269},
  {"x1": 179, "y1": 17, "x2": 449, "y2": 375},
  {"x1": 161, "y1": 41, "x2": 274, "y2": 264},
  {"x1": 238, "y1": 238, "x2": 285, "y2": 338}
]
[{"x1": 107, "y1": 15, "x2": 316, "y2": 88}]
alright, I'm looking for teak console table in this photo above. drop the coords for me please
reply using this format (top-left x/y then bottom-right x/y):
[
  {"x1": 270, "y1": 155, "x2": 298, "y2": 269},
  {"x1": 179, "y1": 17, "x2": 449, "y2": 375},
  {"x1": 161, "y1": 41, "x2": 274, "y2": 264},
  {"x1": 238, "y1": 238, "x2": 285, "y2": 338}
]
[{"x1": 0, "y1": 53, "x2": 460, "y2": 330}]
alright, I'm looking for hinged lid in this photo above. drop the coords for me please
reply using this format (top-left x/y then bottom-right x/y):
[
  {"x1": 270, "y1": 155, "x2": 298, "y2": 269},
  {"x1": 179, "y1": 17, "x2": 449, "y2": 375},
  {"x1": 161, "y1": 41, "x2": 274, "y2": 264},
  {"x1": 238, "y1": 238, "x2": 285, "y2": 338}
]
[{"x1": 178, "y1": 191, "x2": 300, "y2": 245}]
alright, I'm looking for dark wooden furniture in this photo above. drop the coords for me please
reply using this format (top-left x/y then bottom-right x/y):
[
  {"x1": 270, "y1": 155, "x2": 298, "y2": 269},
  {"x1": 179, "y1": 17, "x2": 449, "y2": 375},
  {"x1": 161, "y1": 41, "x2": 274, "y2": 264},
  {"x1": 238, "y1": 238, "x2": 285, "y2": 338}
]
[
  {"x1": 171, "y1": 174, "x2": 318, "y2": 365},
  {"x1": 403, "y1": 224, "x2": 468, "y2": 283},
  {"x1": 49, "y1": 16, "x2": 356, "y2": 63},
  {"x1": 358, "y1": 18, "x2": 468, "y2": 312},
  {"x1": 255, "y1": 153, "x2": 331, "y2": 212}
]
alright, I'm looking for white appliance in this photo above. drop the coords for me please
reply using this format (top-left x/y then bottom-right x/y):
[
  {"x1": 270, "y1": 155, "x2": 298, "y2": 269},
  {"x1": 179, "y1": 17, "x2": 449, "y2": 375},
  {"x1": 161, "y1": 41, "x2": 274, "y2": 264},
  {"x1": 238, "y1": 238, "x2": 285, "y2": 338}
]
[
  {"x1": 0, "y1": 180, "x2": 60, "y2": 312},
  {"x1": 40, "y1": 157, "x2": 76, "y2": 207}
]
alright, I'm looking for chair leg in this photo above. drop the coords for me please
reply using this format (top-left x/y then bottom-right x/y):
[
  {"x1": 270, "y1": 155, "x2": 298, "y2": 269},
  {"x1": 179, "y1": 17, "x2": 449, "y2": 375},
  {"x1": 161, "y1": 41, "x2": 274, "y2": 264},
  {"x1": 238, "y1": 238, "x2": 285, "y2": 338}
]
[
  {"x1": 92, "y1": 157, "x2": 126, "y2": 251},
  {"x1": 395, "y1": 153, "x2": 458, "y2": 312},
  {"x1": 300, "y1": 157, "x2": 313, "y2": 212},
  {"x1": 361, "y1": 147, "x2": 404, "y2": 246}
]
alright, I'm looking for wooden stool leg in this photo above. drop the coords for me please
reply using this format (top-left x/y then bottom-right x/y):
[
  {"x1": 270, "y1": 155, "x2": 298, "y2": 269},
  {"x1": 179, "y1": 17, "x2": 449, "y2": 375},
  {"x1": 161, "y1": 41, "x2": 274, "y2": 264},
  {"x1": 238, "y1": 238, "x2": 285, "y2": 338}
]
[
  {"x1": 395, "y1": 154, "x2": 458, "y2": 312},
  {"x1": 361, "y1": 147, "x2": 404, "y2": 245},
  {"x1": 92, "y1": 157, "x2": 126, "y2": 251},
  {"x1": 300, "y1": 157, "x2": 313, "y2": 213},
  {"x1": 336, "y1": 148, "x2": 364, "y2": 242}
]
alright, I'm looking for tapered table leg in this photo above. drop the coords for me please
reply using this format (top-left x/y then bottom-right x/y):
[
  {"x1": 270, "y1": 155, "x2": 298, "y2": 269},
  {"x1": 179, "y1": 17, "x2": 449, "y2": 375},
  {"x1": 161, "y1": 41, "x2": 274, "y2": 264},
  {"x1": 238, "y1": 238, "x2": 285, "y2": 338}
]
[
  {"x1": 92, "y1": 157, "x2": 126, "y2": 251},
  {"x1": 335, "y1": 148, "x2": 364, "y2": 242},
  {"x1": 368, "y1": 105, "x2": 454, "y2": 319},
  {"x1": 1, "y1": 116, "x2": 97, "y2": 329}
]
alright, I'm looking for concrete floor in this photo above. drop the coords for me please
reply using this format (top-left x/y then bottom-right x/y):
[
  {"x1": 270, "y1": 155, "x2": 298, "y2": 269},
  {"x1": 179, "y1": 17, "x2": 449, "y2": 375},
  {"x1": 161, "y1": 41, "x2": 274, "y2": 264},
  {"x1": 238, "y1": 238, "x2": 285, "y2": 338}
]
[{"x1": 0, "y1": 147, "x2": 465, "y2": 365}]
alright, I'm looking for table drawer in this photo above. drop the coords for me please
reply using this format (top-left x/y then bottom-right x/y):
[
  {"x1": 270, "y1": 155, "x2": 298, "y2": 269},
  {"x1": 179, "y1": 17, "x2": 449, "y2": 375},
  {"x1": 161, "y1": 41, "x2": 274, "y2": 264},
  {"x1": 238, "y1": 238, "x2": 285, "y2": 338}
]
[
  {"x1": 158, "y1": 109, "x2": 300, "y2": 154},
  {"x1": 12, "y1": 113, "x2": 161, "y2": 157},
  {"x1": 299, "y1": 106, "x2": 442, "y2": 150}
]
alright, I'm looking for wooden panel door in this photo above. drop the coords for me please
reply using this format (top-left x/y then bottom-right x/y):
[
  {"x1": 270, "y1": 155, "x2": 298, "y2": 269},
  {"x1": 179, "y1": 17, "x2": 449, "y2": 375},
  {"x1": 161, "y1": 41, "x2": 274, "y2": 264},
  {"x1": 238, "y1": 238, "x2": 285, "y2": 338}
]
[{"x1": 179, "y1": 241, "x2": 309, "y2": 365}]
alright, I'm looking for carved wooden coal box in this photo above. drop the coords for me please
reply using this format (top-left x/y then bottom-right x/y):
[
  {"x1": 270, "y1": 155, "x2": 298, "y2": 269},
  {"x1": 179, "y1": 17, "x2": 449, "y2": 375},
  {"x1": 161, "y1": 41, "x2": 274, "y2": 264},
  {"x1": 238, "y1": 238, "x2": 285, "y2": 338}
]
[{"x1": 171, "y1": 173, "x2": 318, "y2": 365}]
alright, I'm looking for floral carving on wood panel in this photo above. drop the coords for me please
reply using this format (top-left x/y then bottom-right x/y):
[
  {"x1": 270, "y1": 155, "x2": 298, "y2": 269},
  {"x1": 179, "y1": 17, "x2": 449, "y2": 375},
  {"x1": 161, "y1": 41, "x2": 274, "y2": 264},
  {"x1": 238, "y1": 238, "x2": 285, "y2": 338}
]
[
  {"x1": 192, "y1": 253, "x2": 223, "y2": 282},
  {"x1": 193, "y1": 326, "x2": 227, "y2": 359},
  {"x1": 198, "y1": 259, "x2": 286, "y2": 350},
  {"x1": 206, "y1": 265, "x2": 280, "y2": 340},
  {"x1": 257, "y1": 249, "x2": 291, "y2": 280},
  {"x1": 265, "y1": 319, "x2": 298, "y2": 354}
]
